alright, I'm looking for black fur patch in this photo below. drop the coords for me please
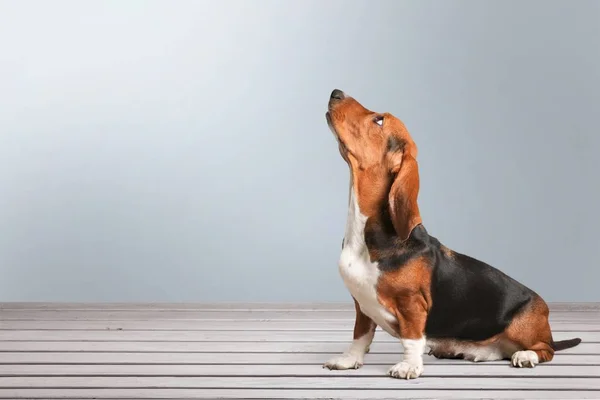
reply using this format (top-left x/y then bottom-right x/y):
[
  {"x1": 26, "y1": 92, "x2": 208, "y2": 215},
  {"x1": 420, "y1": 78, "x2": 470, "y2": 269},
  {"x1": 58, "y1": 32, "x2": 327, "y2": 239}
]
[
  {"x1": 424, "y1": 245, "x2": 534, "y2": 341},
  {"x1": 365, "y1": 222, "x2": 432, "y2": 272},
  {"x1": 366, "y1": 211, "x2": 535, "y2": 341},
  {"x1": 387, "y1": 136, "x2": 405, "y2": 153}
]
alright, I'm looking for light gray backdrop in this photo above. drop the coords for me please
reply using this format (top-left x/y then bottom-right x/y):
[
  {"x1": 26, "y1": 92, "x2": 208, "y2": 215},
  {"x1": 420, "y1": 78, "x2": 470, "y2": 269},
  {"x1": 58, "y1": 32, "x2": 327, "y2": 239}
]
[{"x1": 1, "y1": 0, "x2": 598, "y2": 302}]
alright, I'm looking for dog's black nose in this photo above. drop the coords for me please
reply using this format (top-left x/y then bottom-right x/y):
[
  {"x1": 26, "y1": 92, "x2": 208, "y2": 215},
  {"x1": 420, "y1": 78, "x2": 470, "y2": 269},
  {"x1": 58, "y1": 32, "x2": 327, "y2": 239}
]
[{"x1": 330, "y1": 89, "x2": 345, "y2": 101}]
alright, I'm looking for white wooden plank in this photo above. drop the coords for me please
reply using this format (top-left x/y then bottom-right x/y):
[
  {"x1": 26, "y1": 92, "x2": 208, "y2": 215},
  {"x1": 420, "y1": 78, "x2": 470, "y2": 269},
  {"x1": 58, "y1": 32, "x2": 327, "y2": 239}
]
[
  {"x1": 0, "y1": 340, "x2": 595, "y2": 356},
  {"x1": 0, "y1": 303, "x2": 356, "y2": 311},
  {"x1": 0, "y1": 352, "x2": 596, "y2": 365},
  {"x1": 1, "y1": 319, "x2": 364, "y2": 330},
  {"x1": 0, "y1": 310, "x2": 351, "y2": 320},
  {"x1": 1, "y1": 309, "x2": 598, "y2": 321},
  {"x1": 0, "y1": 388, "x2": 597, "y2": 399},
  {"x1": 0, "y1": 329, "x2": 595, "y2": 345},
  {"x1": 0, "y1": 319, "x2": 374, "y2": 331},
  {"x1": 0, "y1": 341, "x2": 595, "y2": 355},
  {"x1": 0, "y1": 376, "x2": 598, "y2": 390},
  {"x1": 2, "y1": 319, "x2": 598, "y2": 333},
  {"x1": 0, "y1": 363, "x2": 598, "y2": 377},
  {"x1": 2, "y1": 302, "x2": 597, "y2": 311},
  {"x1": 0, "y1": 340, "x2": 595, "y2": 354}
]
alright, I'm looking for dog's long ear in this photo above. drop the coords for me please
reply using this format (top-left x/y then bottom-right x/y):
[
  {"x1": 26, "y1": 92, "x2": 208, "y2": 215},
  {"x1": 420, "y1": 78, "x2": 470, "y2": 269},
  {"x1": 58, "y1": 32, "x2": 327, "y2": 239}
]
[{"x1": 387, "y1": 138, "x2": 422, "y2": 242}]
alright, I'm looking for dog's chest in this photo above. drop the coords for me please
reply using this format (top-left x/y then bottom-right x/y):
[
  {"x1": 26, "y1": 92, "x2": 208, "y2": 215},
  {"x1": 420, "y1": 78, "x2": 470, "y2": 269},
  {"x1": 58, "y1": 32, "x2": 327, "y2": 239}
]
[{"x1": 338, "y1": 188, "x2": 398, "y2": 336}]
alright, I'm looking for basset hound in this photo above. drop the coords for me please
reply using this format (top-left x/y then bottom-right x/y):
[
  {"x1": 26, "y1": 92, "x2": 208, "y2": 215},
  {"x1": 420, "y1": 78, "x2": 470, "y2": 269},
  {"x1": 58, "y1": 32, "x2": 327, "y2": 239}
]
[{"x1": 323, "y1": 89, "x2": 581, "y2": 379}]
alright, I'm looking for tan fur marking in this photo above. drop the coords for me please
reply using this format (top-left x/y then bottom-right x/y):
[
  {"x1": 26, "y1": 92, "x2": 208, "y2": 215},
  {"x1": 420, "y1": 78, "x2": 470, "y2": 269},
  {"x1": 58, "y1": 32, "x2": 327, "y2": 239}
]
[
  {"x1": 377, "y1": 257, "x2": 432, "y2": 339},
  {"x1": 352, "y1": 297, "x2": 376, "y2": 340},
  {"x1": 353, "y1": 165, "x2": 390, "y2": 218},
  {"x1": 440, "y1": 245, "x2": 454, "y2": 259},
  {"x1": 504, "y1": 295, "x2": 555, "y2": 363}
]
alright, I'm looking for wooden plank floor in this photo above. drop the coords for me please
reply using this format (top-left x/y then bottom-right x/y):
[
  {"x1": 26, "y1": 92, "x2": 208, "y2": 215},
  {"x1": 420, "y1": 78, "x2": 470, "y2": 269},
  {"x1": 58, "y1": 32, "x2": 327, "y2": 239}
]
[{"x1": 0, "y1": 303, "x2": 599, "y2": 399}]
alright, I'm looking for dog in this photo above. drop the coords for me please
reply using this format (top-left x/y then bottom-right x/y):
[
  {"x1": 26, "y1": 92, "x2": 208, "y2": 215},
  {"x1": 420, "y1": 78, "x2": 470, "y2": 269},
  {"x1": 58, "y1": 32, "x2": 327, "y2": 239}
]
[{"x1": 322, "y1": 89, "x2": 581, "y2": 379}]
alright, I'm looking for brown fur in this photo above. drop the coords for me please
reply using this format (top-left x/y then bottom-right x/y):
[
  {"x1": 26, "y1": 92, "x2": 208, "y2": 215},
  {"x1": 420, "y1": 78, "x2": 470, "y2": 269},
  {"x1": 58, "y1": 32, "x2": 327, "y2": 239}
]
[
  {"x1": 388, "y1": 152, "x2": 422, "y2": 242},
  {"x1": 504, "y1": 295, "x2": 555, "y2": 363},
  {"x1": 352, "y1": 297, "x2": 376, "y2": 341},
  {"x1": 377, "y1": 257, "x2": 432, "y2": 339}
]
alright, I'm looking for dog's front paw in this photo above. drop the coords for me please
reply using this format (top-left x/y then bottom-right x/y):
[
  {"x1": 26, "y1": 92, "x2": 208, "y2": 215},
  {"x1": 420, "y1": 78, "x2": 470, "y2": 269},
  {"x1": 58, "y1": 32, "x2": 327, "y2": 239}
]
[
  {"x1": 388, "y1": 360, "x2": 423, "y2": 379},
  {"x1": 511, "y1": 350, "x2": 539, "y2": 368},
  {"x1": 323, "y1": 354, "x2": 363, "y2": 370}
]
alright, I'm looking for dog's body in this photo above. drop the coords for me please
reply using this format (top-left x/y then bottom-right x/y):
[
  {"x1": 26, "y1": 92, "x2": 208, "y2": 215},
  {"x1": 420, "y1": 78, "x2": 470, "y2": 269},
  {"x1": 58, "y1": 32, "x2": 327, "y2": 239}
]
[{"x1": 323, "y1": 89, "x2": 581, "y2": 379}]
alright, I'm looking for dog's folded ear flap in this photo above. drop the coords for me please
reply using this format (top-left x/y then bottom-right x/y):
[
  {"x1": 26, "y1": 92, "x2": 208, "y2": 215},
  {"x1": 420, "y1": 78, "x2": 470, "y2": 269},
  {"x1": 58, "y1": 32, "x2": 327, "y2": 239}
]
[{"x1": 388, "y1": 150, "x2": 422, "y2": 242}]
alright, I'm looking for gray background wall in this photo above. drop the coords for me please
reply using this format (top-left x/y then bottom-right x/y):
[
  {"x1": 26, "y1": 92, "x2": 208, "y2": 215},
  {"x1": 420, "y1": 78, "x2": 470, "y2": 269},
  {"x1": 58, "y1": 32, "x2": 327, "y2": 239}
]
[{"x1": 1, "y1": 0, "x2": 598, "y2": 302}]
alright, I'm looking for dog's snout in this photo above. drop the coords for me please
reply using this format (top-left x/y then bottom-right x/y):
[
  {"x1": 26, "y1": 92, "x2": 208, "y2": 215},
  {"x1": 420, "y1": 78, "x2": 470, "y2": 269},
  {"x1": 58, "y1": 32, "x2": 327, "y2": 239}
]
[{"x1": 330, "y1": 89, "x2": 345, "y2": 101}]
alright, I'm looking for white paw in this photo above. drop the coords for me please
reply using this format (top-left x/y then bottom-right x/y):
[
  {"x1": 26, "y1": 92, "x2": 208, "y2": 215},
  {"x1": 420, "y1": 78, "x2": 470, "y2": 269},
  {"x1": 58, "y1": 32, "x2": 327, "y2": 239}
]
[
  {"x1": 511, "y1": 350, "x2": 539, "y2": 368},
  {"x1": 323, "y1": 354, "x2": 363, "y2": 370},
  {"x1": 387, "y1": 360, "x2": 424, "y2": 380}
]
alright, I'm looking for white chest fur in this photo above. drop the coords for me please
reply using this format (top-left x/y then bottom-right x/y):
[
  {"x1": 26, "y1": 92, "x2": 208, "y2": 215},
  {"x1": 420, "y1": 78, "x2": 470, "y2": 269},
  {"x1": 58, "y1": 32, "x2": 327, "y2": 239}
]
[{"x1": 338, "y1": 186, "x2": 398, "y2": 336}]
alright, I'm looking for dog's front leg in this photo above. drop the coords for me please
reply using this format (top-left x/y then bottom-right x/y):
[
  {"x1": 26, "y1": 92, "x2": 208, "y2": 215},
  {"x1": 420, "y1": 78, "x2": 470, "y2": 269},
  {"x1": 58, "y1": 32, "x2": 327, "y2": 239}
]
[
  {"x1": 323, "y1": 298, "x2": 376, "y2": 370},
  {"x1": 387, "y1": 294, "x2": 427, "y2": 379}
]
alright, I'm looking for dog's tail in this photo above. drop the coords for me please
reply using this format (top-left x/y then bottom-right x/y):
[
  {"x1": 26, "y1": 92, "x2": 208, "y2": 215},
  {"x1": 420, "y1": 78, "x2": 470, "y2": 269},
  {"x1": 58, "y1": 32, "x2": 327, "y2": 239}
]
[{"x1": 552, "y1": 337, "x2": 582, "y2": 351}]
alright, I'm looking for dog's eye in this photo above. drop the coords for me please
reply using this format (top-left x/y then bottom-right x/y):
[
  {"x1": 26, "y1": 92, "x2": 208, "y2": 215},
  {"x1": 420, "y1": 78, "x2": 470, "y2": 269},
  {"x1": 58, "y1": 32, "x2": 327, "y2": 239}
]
[{"x1": 374, "y1": 116, "x2": 384, "y2": 126}]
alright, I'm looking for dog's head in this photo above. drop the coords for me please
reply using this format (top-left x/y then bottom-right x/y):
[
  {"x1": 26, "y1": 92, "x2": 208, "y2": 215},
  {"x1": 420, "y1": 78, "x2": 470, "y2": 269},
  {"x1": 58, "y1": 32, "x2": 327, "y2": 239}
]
[{"x1": 326, "y1": 89, "x2": 421, "y2": 241}]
